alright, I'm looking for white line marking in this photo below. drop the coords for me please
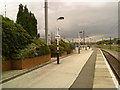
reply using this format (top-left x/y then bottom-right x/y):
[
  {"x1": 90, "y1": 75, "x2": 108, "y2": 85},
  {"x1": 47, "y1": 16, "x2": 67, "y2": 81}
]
[{"x1": 99, "y1": 49, "x2": 119, "y2": 88}]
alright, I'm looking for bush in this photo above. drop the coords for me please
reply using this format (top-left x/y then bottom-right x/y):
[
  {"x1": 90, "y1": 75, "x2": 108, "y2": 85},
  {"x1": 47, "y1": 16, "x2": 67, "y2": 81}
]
[
  {"x1": 2, "y1": 17, "x2": 32, "y2": 60},
  {"x1": 13, "y1": 43, "x2": 38, "y2": 60},
  {"x1": 59, "y1": 40, "x2": 73, "y2": 54},
  {"x1": 2, "y1": 17, "x2": 50, "y2": 60},
  {"x1": 49, "y1": 43, "x2": 64, "y2": 57},
  {"x1": 32, "y1": 39, "x2": 50, "y2": 56},
  {"x1": 14, "y1": 40, "x2": 50, "y2": 60},
  {"x1": 49, "y1": 40, "x2": 73, "y2": 57}
]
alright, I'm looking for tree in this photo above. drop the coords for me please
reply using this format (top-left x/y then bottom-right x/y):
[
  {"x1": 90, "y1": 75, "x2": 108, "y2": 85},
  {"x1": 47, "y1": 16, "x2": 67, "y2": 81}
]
[
  {"x1": 2, "y1": 16, "x2": 50, "y2": 60},
  {"x1": 24, "y1": 5, "x2": 28, "y2": 13},
  {"x1": 16, "y1": 4, "x2": 24, "y2": 20},
  {"x1": 2, "y1": 16, "x2": 32, "y2": 60},
  {"x1": 16, "y1": 4, "x2": 37, "y2": 37}
]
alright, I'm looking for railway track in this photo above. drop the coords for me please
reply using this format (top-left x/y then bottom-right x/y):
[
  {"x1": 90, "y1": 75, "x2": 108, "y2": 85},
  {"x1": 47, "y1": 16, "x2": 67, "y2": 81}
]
[{"x1": 101, "y1": 49, "x2": 120, "y2": 85}]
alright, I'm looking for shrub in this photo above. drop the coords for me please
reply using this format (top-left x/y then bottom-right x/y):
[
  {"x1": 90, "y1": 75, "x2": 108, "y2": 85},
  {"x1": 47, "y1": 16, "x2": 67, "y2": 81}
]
[
  {"x1": 49, "y1": 43, "x2": 64, "y2": 57},
  {"x1": 2, "y1": 17, "x2": 32, "y2": 60},
  {"x1": 32, "y1": 39, "x2": 50, "y2": 56},
  {"x1": 14, "y1": 40, "x2": 50, "y2": 60},
  {"x1": 2, "y1": 17, "x2": 50, "y2": 60},
  {"x1": 49, "y1": 40, "x2": 73, "y2": 57},
  {"x1": 59, "y1": 40, "x2": 74, "y2": 54}
]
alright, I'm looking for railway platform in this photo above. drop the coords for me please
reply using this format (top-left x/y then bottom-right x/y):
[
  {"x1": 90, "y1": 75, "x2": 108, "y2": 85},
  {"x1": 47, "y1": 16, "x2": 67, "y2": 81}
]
[
  {"x1": 93, "y1": 49, "x2": 118, "y2": 89},
  {"x1": 1, "y1": 48, "x2": 120, "y2": 89}
]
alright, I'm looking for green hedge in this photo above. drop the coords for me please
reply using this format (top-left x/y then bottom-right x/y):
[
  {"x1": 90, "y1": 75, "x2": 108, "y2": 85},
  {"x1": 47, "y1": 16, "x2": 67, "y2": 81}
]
[
  {"x1": 2, "y1": 17, "x2": 50, "y2": 60},
  {"x1": 2, "y1": 17, "x2": 32, "y2": 60},
  {"x1": 49, "y1": 43, "x2": 64, "y2": 57},
  {"x1": 59, "y1": 41, "x2": 73, "y2": 54},
  {"x1": 49, "y1": 40, "x2": 73, "y2": 57},
  {"x1": 14, "y1": 40, "x2": 50, "y2": 60}
]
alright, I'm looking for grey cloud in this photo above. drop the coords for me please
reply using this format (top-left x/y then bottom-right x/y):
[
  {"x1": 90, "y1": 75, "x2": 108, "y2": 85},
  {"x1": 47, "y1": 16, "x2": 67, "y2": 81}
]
[
  {"x1": 47, "y1": 2, "x2": 118, "y2": 39},
  {"x1": 2, "y1": 1, "x2": 118, "y2": 40}
]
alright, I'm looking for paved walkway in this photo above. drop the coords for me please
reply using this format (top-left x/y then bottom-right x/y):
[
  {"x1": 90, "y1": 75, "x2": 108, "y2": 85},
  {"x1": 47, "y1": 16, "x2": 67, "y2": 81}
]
[
  {"x1": 2, "y1": 48, "x2": 93, "y2": 88},
  {"x1": 2, "y1": 48, "x2": 119, "y2": 89},
  {"x1": 2, "y1": 53, "x2": 74, "y2": 83},
  {"x1": 2, "y1": 57, "x2": 57, "y2": 83},
  {"x1": 70, "y1": 48, "x2": 97, "y2": 88},
  {"x1": 93, "y1": 49, "x2": 118, "y2": 89}
]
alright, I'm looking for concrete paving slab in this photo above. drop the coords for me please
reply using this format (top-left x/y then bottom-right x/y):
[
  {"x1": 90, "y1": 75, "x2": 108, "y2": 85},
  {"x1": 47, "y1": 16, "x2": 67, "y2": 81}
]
[
  {"x1": 97, "y1": 54, "x2": 102, "y2": 57},
  {"x1": 2, "y1": 49, "x2": 93, "y2": 88},
  {"x1": 96, "y1": 60, "x2": 105, "y2": 63},
  {"x1": 94, "y1": 72, "x2": 112, "y2": 77},
  {"x1": 96, "y1": 61, "x2": 106, "y2": 65},
  {"x1": 93, "y1": 49, "x2": 116, "y2": 88},
  {"x1": 96, "y1": 58, "x2": 104, "y2": 61},
  {"x1": 2, "y1": 57, "x2": 57, "y2": 82},
  {"x1": 95, "y1": 68, "x2": 109, "y2": 72},
  {"x1": 95, "y1": 65, "x2": 107, "y2": 68},
  {"x1": 70, "y1": 48, "x2": 97, "y2": 88},
  {"x1": 93, "y1": 78, "x2": 115, "y2": 88}
]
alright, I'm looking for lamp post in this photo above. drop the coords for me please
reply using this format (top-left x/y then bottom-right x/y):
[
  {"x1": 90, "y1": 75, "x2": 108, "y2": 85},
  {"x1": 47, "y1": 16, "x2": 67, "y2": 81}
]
[
  {"x1": 79, "y1": 31, "x2": 85, "y2": 45},
  {"x1": 79, "y1": 31, "x2": 82, "y2": 44},
  {"x1": 110, "y1": 36, "x2": 112, "y2": 50},
  {"x1": 86, "y1": 36, "x2": 91, "y2": 49},
  {"x1": 56, "y1": 16, "x2": 64, "y2": 64},
  {"x1": 86, "y1": 36, "x2": 89, "y2": 46},
  {"x1": 83, "y1": 30, "x2": 85, "y2": 45},
  {"x1": 45, "y1": 0, "x2": 48, "y2": 44},
  {"x1": 78, "y1": 31, "x2": 82, "y2": 53},
  {"x1": 79, "y1": 31, "x2": 83, "y2": 45}
]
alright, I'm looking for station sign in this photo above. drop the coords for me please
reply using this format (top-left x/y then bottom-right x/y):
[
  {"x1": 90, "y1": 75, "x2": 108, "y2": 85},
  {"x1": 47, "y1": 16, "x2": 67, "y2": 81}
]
[{"x1": 55, "y1": 34, "x2": 60, "y2": 39}]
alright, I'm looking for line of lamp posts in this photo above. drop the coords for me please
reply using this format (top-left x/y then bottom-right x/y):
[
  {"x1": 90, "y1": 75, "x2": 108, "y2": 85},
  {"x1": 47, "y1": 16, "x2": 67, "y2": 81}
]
[
  {"x1": 55, "y1": 16, "x2": 93, "y2": 64},
  {"x1": 55, "y1": 17, "x2": 93, "y2": 64},
  {"x1": 52, "y1": 16, "x2": 93, "y2": 64},
  {"x1": 77, "y1": 31, "x2": 92, "y2": 54}
]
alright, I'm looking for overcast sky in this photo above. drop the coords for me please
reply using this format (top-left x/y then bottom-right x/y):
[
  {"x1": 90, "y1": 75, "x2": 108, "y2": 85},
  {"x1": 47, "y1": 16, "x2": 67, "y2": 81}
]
[{"x1": 0, "y1": 0, "x2": 119, "y2": 41}]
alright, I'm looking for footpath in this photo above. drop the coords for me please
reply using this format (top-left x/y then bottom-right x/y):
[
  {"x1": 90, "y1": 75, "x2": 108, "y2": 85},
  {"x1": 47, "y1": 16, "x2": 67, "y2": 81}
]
[
  {"x1": 2, "y1": 53, "x2": 74, "y2": 83},
  {"x1": 2, "y1": 48, "x2": 93, "y2": 88},
  {"x1": 1, "y1": 48, "x2": 119, "y2": 89}
]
